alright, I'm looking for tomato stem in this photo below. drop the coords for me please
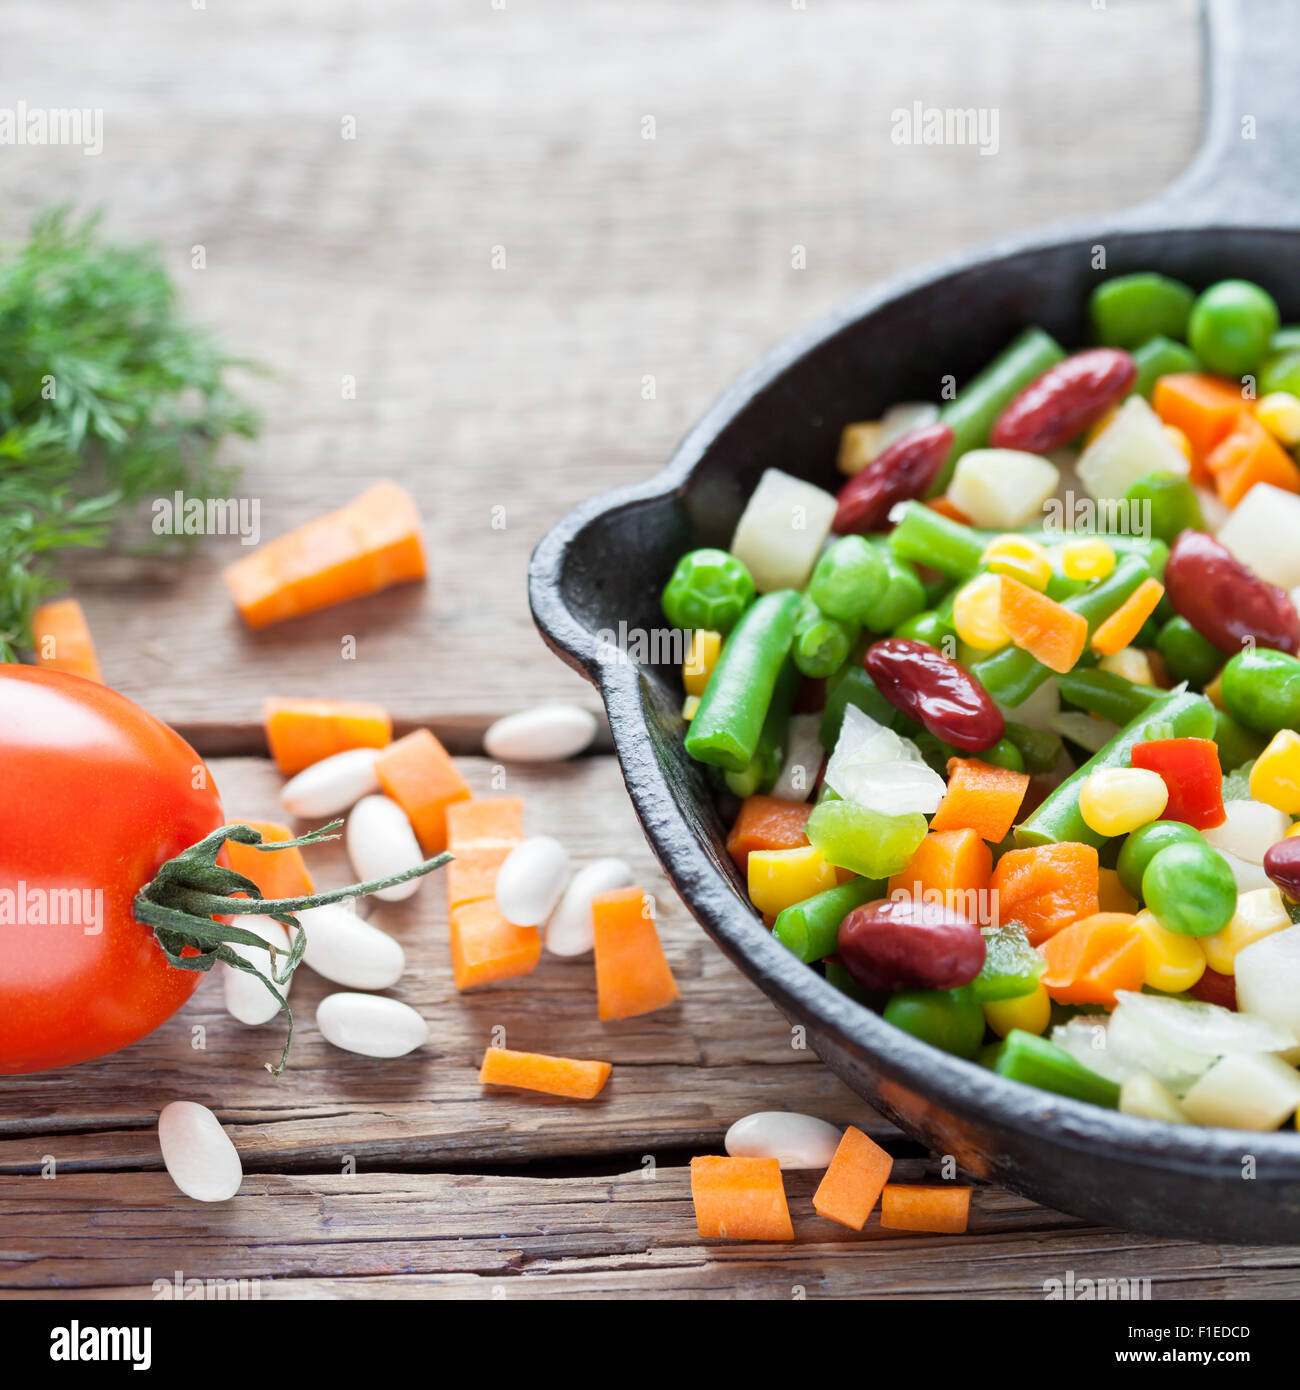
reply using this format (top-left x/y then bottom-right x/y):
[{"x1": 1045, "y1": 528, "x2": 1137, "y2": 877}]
[{"x1": 132, "y1": 820, "x2": 451, "y2": 1074}]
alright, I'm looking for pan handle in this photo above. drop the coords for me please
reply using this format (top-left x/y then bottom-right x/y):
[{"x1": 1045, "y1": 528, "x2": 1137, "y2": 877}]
[{"x1": 1118, "y1": 0, "x2": 1300, "y2": 229}]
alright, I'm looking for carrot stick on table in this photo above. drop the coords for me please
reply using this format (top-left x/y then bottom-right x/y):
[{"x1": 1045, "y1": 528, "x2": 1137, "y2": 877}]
[
  {"x1": 223, "y1": 480, "x2": 427, "y2": 629},
  {"x1": 591, "y1": 886, "x2": 680, "y2": 1021},
  {"x1": 690, "y1": 1156, "x2": 794, "y2": 1241},
  {"x1": 812, "y1": 1125, "x2": 894, "y2": 1231},
  {"x1": 30, "y1": 598, "x2": 102, "y2": 683},
  {"x1": 220, "y1": 820, "x2": 315, "y2": 901},
  {"x1": 263, "y1": 697, "x2": 392, "y2": 774},
  {"x1": 479, "y1": 1046, "x2": 611, "y2": 1100},
  {"x1": 375, "y1": 728, "x2": 472, "y2": 855},
  {"x1": 879, "y1": 1184, "x2": 972, "y2": 1234}
]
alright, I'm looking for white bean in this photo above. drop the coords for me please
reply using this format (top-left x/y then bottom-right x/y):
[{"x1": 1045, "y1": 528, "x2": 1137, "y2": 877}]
[
  {"x1": 484, "y1": 705, "x2": 598, "y2": 762},
  {"x1": 545, "y1": 857, "x2": 634, "y2": 957},
  {"x1": 316, "y1": 992, "x2": 429, "y2": 1058},
  {"x1": 495, "y1": 835, "x2": 570, "y2": 926},
  {"x1": 346, "y1": 795, "x2": 424, "y2": 901},
  {"x1": 279, "y1": 747, "x2": 381, "y2": 818},
  {"x1": 158, "y1": 1101, "x2": 242, "y2": 1202},
  {"x1": 299, "y1": 903, "x2": 405, "y2": 990},
  {"x1": 724, "y1": 1112, "x2": 842, "y2": 1170},
  {"x1": 221, "y1": 915, "x2": 292, "y2": 1026}
]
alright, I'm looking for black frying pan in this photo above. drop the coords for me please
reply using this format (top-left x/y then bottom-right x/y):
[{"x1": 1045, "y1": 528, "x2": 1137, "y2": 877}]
[{"x1": 529, "y1": 0, "x2": 1300, "y2": 1242}]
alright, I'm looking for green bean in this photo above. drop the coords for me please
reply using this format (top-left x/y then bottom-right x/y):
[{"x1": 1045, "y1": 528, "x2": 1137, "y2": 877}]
[
  {"x1": 1155, "y1": 615, "x2": 1222, "y2": 687},
  {"x1": 1056, "y1": 667, "x2": 1163, "y2": 725},
  {"x1": 684, "y1": 589, "x2": 800, "y2": 771},
  {"x1": 1089, "y1": 274, "x2": 1195, "y2": 348},
  {"x1": 723, "y1": 659, "x2": 799, "y2": 796},
  {"x1": 809, "y1": 535, "x2": 887, "y2": 622},
  {"x1": 1130, "y1": 335, "x2": 1199, "y2": 398},
  {"x1": 889, "y1": 501, "x2": 986, "y2": 580},
  {"x1": 867, "y1": 544, "x2": 926, "y2": 630},
  {"x1": 773, "y1": 875, "x2": 885, "y2": 962},
  {"x1": 990, "y1": 1030, "x2": 1120, "y2": 1108},
  {"x1": 792, "y1": 594, "x2": 859, "y2": 679},
  {"x1": 1015, "y1": 688, "x2": 1216, "y2": 849},
  {"x1": 1213, "y1": 707, "x2": 1268, "y2": 773},
  {"x1": 971, "y1": 552, "x2": 1152, "y2": 707},
  {"x1": 931, "y1": 326, "x2": 1066, "y2": 492},
  {"x1": 1003, "y1": 721, "x2": 1064, "y2": 774}
]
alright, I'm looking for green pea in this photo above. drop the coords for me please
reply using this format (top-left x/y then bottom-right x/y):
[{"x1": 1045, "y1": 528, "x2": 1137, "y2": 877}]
[
  {"x1": 792, "y1": 595, "x2": 859, "y2": 679},
  {"x1": 1131, "y1": 335, "x2": 1199, "y2": 399},
  {"x1": 1141, "y1": 841, "x2": 1237, "y2": 937},
  {"x1": 1187, "y1": 279, "x2": 1280, "y2": 378},
  {"x1": 982, "y1": 737, "x2": 1025, "y2": 773},
  {"x1": 868, "y1": 546, "x2": 926, "y2": 630},
  {"x1": 883, "y1": 985, "x2": 985, "y2": 1059},
  {"x1": 1089, "y1": 274, "x2": 1195, "y2": 349},
  {"x1": 1117, "y1": 819, "x2": 1206, "y2": 898},
  {"x1": 1155, "y1": 615, "x2": 1222, "y2": 687},
  {"x1": 1123, "y1": 472, "x2": 1204, "y2": 546},
  {"x1": 893, "y1": 608, "x2": 955, "y2": 649},
  {"x1": 1259, "y1": 349, "x2": 1300, "y2": 399},
  {"x1": 809, "y1": 536, "x2": 888, "y2": 622},
  {"x1": 661, "y1": 548, "x2": 755, "y2": 633},
  {"x1": 1220, "y1": 648, "x2": 1300, "y2": 734}
]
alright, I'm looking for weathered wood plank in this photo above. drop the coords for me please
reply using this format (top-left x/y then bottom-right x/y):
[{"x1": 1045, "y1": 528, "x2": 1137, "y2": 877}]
[
  {"x1": 0, "y1": 755, "x2": 887, "y2": 1177},
  {"x1": 4, "y1": 0, "x2": 1200, "y2": 735}
]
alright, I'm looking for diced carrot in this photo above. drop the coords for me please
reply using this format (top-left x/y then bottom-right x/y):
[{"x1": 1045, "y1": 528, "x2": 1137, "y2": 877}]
[
  {"x1": 447, "y1": 847, "x2": 513, "y2": 911},
  {"x1": 446, "y1": 797, "x2": 525, "y2": 849},
  {"x1": 374, "y1": 728, "x2": 471, "y2": 854},
  {"x1": 1098, "y1": 866, "x2": 1139, "y2": 915},
  {"x1": 223, "y1": 481, "x2": 427, "y2": 629},
  {"x1": 478, "y1": 1046, "x2": 611, "y2": 1100},
  {"x1": 926, "y1": 495, "x2": 972, "y2": 525},
  {"x1": 591, "y1": 886, "x2": 680, "y2": 1021},
  {"x1": 221, "y1": 821, "x2": 315, "y2": 901},
  {"x1": 1038, "y1": 911, "x2": 1145, "y2": 1006},
  {"x1": 725, "y1": 794, "x2": 812, "y2": 873},
  {"x1": 1151, "y1": 373, "x2": 1252, "y2": 480},
  {"x1": 689, "y1": 1156, "x2": 794, "y2": 1241},
  {"x1": 812, "y1": 1125, "x2": 894, "y2": 1231},
  {"x1": 879, "y1": 1184, "x2": 972, "y2": 1234},
  {"x1": 990, "y1": 842, "x2": 1100, "y2": 945},
  {"x1": 263, "y1": 697, "x2": 392, "y2": 775},
  {"x1": 888, "y1": 828, "x2": 991, "y2": 922},
  {"x1": 998, "y1": 577, "x2": 1088, "y2": 674},
  {"x1": 1205, "y1": 411, "x2": 1300, "y2": 508},
  {"x1": 1090, "y1": 577, "x2": 1166, "y2": 657},
  {"x1": 448, "y1": 898, "x2": 541, "y2": 990},
  {"x1": 30, "y1": 598, "x2": 103, "y2": 683},
  {"x1": 930, "y1": 758, "x2": 1031, "y2": 844}
]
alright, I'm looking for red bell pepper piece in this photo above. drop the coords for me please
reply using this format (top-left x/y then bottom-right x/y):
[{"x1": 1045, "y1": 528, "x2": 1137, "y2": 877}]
[{"x1": 1129, "y1": 737, "x2": 1226, "y2": 831}]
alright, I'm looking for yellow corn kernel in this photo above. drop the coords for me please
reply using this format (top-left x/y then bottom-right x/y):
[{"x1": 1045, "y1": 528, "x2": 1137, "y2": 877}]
[
  {"x1": 1078, "y1": 766, "x2": 1169, "y2": 837},
  {"x1": 837, "y1": 421, "x2": 882, "y2": 475},
  {"x1": 984, "y1": 982, "x2": 1051, "y2": 1039},
  {"x1": 1084, "y1": 406, "x2": 1119, "y2": 447},
  {"x1": 1204, "y1": 669, "x2": 1226, "y2": 710},
  {"x1": 1060, "y1": 537, "x2": 1117, "y2": 582},
  {"x1": 1131, "y1": 908, "x2": 1206, "y2": 993},
  {"x1": 952, "y1": 572, "x2": 1010, "y2": 651},
  {"x1": 1256, "y1": 392, "x2": 1300, "y2": 448},
  {"x1": 747, "y1": 845, "x2": 837, "y2": 917},
  {"x1": 1287, "y1": 821, "x2": 1300, "y2": 839},
  {"x1": 1098, "y1": 866, "x2": 1139, "y2": 915},
  {"x1": 683, "y1": 629, "x2": 722, "y2": 697},
  {"x1": 981, "y1": 534, "x2": 1052, "y2": 591},
  {"x1": 1163, "y1": 423, "x2": 1194, "y2": 459},
  {"x1": 1098, "y1": 646, "x2": 1156, "y2": 686},
  {"x1": 1249, "y1": 729, "x2": 1300, "y2": 815},
  {"x1": 1201, "y1": 886, "x2": 1291, "y2": 975},
  {"x1": 682, "y1": 694, "x2": 701, "y2": 721}
]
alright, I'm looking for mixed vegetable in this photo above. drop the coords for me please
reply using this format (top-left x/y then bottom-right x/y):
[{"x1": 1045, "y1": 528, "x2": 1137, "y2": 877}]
[{"x1": 666, "y1": 271, "x2": 1300, "y2": 1132}]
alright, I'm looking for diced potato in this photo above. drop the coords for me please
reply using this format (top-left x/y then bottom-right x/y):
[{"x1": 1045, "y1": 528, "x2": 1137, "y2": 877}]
[
  {"x1": 1235, "y1": 925, "x2": 1300, "y2": 1040},
  {"x1": 1119, "y1": 1072, "x2": 1189, "y2": 1124},
  {"x1": 1216, "y1": 482, "x2": 1300, "y2": 590},
  {"x1": 1180, "y1": 1051, "x2": 1300, "y2": 1130},
  {"x1": 837, "y1": 402, "x2": 939, "y2": 476},
  {"x1": 729, "y1": 468, "x2": 838, "y2": 593},
  {"x1": 947, "y1": 449, "x2": 1059, "y2": 529},
  {"x1": 837, "y1": 422, "x2": 882, "y2": 475},
  {"x1": 1076, "y1": 396, "x2": 1189, "y2": 503}
]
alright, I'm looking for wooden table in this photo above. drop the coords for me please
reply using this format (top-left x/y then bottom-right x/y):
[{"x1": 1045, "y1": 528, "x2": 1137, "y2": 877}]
[{"x1": 5, "y1": 0, "x2": 1299, "y2": 1298}]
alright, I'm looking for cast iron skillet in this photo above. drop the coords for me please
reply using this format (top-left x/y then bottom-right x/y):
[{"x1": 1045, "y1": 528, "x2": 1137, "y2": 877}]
[{"x1": 529, "y1": 0, "x2": 1300, "y2": 1242}]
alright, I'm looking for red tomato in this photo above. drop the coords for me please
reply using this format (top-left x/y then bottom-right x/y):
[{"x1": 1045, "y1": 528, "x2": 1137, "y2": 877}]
[{"x1": 0, "y1": 667, "x2": 224, "y2": 1072}]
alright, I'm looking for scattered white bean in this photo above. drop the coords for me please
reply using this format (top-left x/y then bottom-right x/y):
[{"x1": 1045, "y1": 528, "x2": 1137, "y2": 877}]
[
  {"x1": 158, "y1": 1101, "x2": 242, "y2": 1202},
  {"x1": 495, "y1": 835, "x2": 570, "y2": 927},
  {"x1": 316, "y1": 992, "x2": 429, "y2": 1058},
  {"x1": 299, "y1": 902, "x2": 406, "y2": 990},
  {"x1": 484, "y1": 705, "x2": 598, "y2": 762},
  {"x1": 346, "y1": 795, "x2": 424, "y2": 901},
  {"x1": 279, "y1": 747, "x2": 381, "y2": 818},
  {"x1": 724, "y1": 1111, "x2": 842, "y2": 1170},
  {"x1": 545, "y1": 857, "x2": 635, "y2": 957},
  {"x1": 221, "y1": 915, "x2": 292, "y2": 1026}
]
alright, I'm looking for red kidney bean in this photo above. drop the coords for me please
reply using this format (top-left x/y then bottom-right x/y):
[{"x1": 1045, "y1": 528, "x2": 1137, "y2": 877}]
[
  {"x1": 864, "y1": 637, "x2": 1004, "y2": 751},
  {"x1": 1263, "y1": 838, "x2": 1300, "y2": 901},
  {"x1": 989, "y1": 348, "x2": 1137, "y2": 454},
  {"x1": 833, "y1": 423, "x2": 954, "y2": 535},
  {"x1": 1189, "y1": 965, "x2": 1237, "y2": 1012},
  {"x1": 1164, "y1": 529, "x2": 1300, "y2": 656},
  {"x1": 837, "y1": 897, "x2": 986, "y2": 992}
]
